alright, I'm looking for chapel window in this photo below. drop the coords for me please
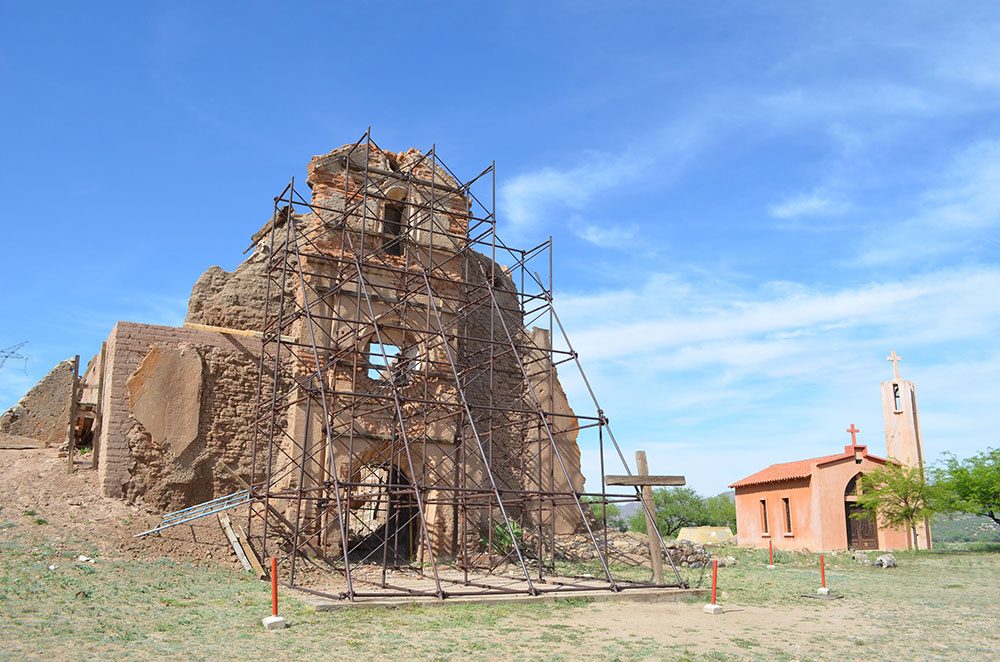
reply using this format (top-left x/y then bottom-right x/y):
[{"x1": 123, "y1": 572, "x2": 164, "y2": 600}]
[
  {"x1": 782, "y1": 497, "x2": 792, "y2": 534},
  {"x1": 760, "y1": 499, "x2": 769, "y2": 534}
]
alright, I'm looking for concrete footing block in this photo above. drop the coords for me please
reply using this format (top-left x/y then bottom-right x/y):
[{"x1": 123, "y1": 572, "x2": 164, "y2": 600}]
[
  {"x1": 703, "y1": 603, "x2": 723, "y2": 615},
  {"x1": 816, "y1": 587, "x2": 831, "y2": 596},
  {"x1": 262, "y1": 615, "x2": 288, "y2": 630},
  {"x1": 767, "y1": 565, "x2": 776, "y2": 570}
]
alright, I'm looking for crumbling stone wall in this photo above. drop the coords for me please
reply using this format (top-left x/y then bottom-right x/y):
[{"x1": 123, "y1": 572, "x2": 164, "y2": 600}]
[
  {"x1": 97, "y1": 322, "x2": 271, "y2": 504},
  {"x1": 124, "y1": 341, "x2": 271, "y2": 509},
  {"x1": 185, "y1": 247, "x2": 287, "y2": 333},
  {"x1": 0, "y1": 358, "x2": 74, "y2": 446}
]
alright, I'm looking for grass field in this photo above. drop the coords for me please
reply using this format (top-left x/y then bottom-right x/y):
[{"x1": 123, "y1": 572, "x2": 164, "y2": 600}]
[{"x1": 1, "y1": 519, "x2": 998, "y2": 661}]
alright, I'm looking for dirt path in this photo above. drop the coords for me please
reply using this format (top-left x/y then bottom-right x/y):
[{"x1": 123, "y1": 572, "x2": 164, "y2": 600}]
[{"x1": 543, "y1": 599, "x2": 862, "y2": 659}]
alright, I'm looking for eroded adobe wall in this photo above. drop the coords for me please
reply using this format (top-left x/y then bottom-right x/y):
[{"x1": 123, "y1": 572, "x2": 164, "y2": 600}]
[
  {"x1": 99, "y1": 322, "x2": 278, "y2": 509},
  {"x1": 0, "y1": 359, "x2": 74, "y2": 446}
]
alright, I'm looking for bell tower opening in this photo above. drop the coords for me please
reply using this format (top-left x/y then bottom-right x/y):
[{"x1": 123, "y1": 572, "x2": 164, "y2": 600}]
[{"x1": 382, "y1": 189, "x2": 406, "y2": 257}]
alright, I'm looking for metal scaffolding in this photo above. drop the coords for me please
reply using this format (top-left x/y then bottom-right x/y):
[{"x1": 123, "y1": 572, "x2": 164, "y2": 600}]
[{"x1": 246, "y1": 129, "x2": 684, "y2": 601}]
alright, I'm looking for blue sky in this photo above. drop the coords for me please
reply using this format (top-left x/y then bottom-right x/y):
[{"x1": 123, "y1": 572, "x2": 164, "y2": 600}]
[{"x1": 3, "y1": 1, "x2": 1000, "y2": 495}]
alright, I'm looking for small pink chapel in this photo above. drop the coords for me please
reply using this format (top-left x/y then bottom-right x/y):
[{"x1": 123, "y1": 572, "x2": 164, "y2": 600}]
[{"x1": 729, "y1": 352, "x2": 933, "y2": 552}]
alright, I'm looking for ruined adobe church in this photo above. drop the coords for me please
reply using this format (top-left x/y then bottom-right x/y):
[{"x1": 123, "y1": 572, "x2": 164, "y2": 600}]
[
  {"x1": 1, "y1": 141, "x2": 588, "y2": 559},
  {"x1": 730, "y1": 352, "x2": 932, "y2": 552}
]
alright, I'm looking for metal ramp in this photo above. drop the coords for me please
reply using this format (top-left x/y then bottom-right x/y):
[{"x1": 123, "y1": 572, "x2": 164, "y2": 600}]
[{"x1": 134, "y1": 489, "x2": 252, "y2": 537}]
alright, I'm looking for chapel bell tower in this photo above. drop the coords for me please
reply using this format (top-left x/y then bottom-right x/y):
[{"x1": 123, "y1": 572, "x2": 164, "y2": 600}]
[
  {"x1": 879, "y1": 350, "x2": 925, "y2": 469},
  {"x1": 879, "y1": 350, "x2": 932, "y2": 549}
]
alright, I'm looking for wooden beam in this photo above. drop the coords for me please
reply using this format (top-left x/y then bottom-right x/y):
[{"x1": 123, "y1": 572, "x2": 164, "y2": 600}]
[
  {"x1": 66, "y1": 355, "x2": 79, "y2": 473},
  {"x1": 605, "y1": 475, "x2": 686, "y2": 487},
  {"x1": 92, "y1": 342, "x2": 106, "y2": 470},
  {"x1": 183, "y1": 322, "x2": 295, "y2": 343},
  {"x1": 238, "y1": 523, "x2": 267, "y2": 579},
  {"x1": 636, "y1": 451, "x2": 664, "y2": 585},
  {"x1": 218, "y1": 512, "x2": 253, "y2": 572}
]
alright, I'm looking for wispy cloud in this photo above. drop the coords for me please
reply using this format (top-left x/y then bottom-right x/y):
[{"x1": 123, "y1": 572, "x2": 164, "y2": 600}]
[
  {"x1": 553, "y1": 265, "x2": 1000, "y2": 491},
  {"x1": 768, "y1": 190, "x2": 851, "y2": 221},
  {"x1": 561, "y1": 266, "x2": 1000, "y2": 366},
  {"x1": 498, "y1": 107, "x2": 720, "y2": 238},
  {"x1": 570, "y1": 217, "x2": 638, "y2": 248},
  {"x1": 499, "y1": 151, "x2": 647, "y2": 234},
  {"x1": 857, "y1": 139, "x2": 1000, "y2": 265}
]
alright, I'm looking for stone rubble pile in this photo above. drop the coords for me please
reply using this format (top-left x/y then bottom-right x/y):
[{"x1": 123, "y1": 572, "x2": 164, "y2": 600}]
[{"x1": 553, "y1": 530, "x2": 712, "y2": 568}]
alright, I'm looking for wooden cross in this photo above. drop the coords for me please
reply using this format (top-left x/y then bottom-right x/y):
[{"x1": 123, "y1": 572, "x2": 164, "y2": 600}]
[
  {"x1": 886, "y1": 350, "x2": 903, "y2": 381},
  {"x1": 605, "y1": 451, "x2": 686, "y2": 585},
  {"x1": 846, "y1": 423, "x2": 861, "y2": 445}
]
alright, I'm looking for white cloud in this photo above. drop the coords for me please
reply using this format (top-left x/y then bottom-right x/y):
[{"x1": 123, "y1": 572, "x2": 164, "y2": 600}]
[
  {"x1": 570, "y1": 217, "x2": 638, "y2": 248},
  {"x1": 567, "y1": 267, "x2": 1000, "y2": 369},
  {"x1": 551, "y1": 266, "x2": 1000, "y2": 493},
  {"x1": 499, "y1": 152, "x2": 642, "y2": 233},
  {"x1": 768, "y1": 190, "x2": 851, "y2": 221},
  {"x1": 497, "y1": 107, "x2": 719, "y2": 238},
  {"x1": 758, "y1": 82, "x2": 945, "y2": 123},
  {"x1": 858, "y1": 139, "x2": 1000, "y2": 265}
]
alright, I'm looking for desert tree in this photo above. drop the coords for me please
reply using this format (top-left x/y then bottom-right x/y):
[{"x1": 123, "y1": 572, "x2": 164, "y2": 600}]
[
  {"x1": 856, "y1": 463, "x2": 934, "y2": 551},
  {"x1": 627, "y1": 488, "x2": 735, "y2": 538},
  {"x1": 932, "y1": 448, "x2": 1000, "y2": 530}
]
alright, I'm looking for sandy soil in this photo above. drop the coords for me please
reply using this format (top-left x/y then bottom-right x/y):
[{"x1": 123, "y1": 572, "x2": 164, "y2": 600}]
[
  {"x1": 549, "y1": 599, "x2": 860, "y2": 659},
  {"x1": 0, "y1": 447, "x2": 239, "y2": 567}
]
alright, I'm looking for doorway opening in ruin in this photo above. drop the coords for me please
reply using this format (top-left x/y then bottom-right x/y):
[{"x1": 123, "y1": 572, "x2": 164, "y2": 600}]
[
  {"x1": 845, "y1": 472, "x2": 878, "y2": 550},
  {"x1": 71, "y1": 407, "x2": 97, "y2": 454},
  {"x1": 347, "y1": 463, "x2": 418, "y2": 565}
]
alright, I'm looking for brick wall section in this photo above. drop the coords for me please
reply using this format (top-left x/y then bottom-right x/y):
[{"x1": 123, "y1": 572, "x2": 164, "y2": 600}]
[{"x1": 97, "y1": 321, "x2": 262, "y2": 500}]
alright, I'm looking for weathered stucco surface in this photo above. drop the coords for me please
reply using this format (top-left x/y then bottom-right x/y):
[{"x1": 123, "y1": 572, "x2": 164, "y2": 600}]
[
  {"x1": 96, "y1": 322, "x2": 273, "y2": 509},
  {"x1": 127, "y1": 345, "x2": 203, "y2": 459}
]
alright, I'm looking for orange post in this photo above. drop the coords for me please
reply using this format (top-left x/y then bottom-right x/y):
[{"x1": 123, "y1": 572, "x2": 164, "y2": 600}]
[
  {"x1": 711, "y1": 558, "x2": 718, "y2": 605},
  {"x1": 769, "y1": 539, "x2": 774, "y2": 566},
  {"x1": 271, "y1": 556, "x2": 279, "y2": 616},
  {"x1": 820, "y1": 554, "x2": 826, "y2": 588}
]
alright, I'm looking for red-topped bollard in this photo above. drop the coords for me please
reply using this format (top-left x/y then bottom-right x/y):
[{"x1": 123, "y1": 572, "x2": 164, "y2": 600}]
[
  {"x1": 262, "y1": 556, "x2": 288, "y2": 629},
  {"x1": 703, "y1": 558, "x2": 723, "y2": 614},
  {"x1": 767, "y1": 539, "x2": 776, "y2": 569},
  {"x1": 817, "y1": 553, "x2": 830, "y2": 596}
]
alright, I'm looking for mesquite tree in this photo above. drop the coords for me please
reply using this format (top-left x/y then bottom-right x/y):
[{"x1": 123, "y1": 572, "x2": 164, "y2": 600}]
[
  {"x1": 856, "y1": 463, "x2": 934, "y2": 551},
  {"x1": 933, "y1": 448, "x2": 1000, "y2": 530}
]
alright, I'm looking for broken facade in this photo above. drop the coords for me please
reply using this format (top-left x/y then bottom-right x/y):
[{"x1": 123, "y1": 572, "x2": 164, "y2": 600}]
[
  {"x1": 249, "y1": 140, "x2": 590, "y2": 574},
  {"x1": 4, "y1": 134, "x2": 680, "y2": 600}
]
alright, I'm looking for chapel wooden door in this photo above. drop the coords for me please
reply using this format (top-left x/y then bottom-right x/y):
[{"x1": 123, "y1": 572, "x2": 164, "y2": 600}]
[{"x1": 846, "y1": 504, "x2": 878, "y2": 550}]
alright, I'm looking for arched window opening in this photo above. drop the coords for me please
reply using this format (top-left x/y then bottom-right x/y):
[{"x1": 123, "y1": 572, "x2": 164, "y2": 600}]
[{"x1": 845, "y1": 472, "x2": 863, "y2": 498}]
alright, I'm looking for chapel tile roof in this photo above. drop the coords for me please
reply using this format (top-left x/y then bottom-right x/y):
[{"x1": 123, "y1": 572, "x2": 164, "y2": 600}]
[{"x1": 728, "y1": 445, "x2": 891, "y2": 488}]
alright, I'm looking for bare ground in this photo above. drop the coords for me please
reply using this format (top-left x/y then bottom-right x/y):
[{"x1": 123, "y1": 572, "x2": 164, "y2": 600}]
[{"x1": 1, "y1": 446, "x2": 998, "y2": 661}]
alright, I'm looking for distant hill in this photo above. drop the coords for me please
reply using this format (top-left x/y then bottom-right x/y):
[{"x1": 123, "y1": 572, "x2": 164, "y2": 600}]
[{"x1": 932, "y1": 514, "x2": 1000, "y2": 543}]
